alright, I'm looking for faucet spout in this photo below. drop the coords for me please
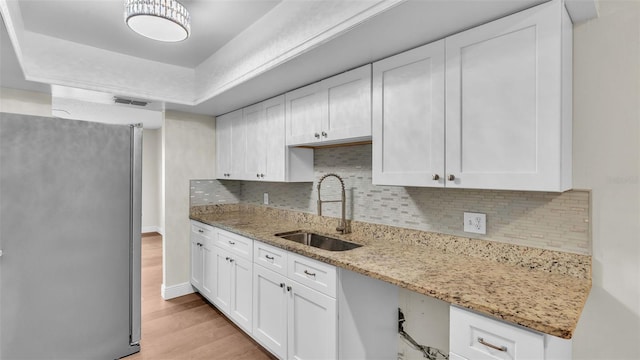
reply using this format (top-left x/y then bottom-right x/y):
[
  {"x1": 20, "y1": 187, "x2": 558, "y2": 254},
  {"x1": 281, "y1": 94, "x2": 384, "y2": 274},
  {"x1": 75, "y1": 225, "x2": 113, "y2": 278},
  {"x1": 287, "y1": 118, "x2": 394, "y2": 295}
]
[{"x1": 317, "y1": 173, "x2": 350, "y2": 234}]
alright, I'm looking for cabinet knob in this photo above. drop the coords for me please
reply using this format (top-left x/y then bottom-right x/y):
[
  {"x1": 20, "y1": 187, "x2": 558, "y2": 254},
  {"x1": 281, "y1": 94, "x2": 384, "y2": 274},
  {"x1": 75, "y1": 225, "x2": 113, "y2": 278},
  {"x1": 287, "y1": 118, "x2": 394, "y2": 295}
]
[
  {"x1": 225, "y1": 257, "x2": 230, "y2": 261},
  {"x1": 448, "y1": 174, "x2": 456, "y2": 181},
  {"x1": 256, "y1": 173, "x2": 260, "y2": 178},
  {"x1": 432, "y1": 174, "x2": 440, "y2": 181},
  {"x1": 286, "y1": 286, "x2": 292, "y2": 292},
  {"x1": 314, "y1": 133, "x2": 320, "y2": 139},
  {"x1": 279, "y1": 282, "x2": 285, "y2": 288},
  {"x1": 229, "y1": 258, "x2": 235, "y2": 263},
  {"x1": 321, "y1": 131, "x2": 327, "y2": 138},
  {"x1": 260, "y1": 173, "x2": 265, "y2": 178}
]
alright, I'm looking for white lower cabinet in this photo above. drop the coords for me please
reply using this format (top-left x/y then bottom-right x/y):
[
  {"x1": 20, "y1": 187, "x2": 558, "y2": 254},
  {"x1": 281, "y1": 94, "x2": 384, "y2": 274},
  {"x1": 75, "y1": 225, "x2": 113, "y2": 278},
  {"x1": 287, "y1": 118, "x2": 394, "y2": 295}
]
[
  {"x1": 210, "y1": 240, "x2": 254, "y2": 334},
  {"x1": 190, "y1": 221, "x2": 215, "y2": 300},
  {"x1": 252, "y1": 243, "x2": 337, "y2": 360},
  {"x1": 450, "y1": 306, "x2": 571, "y2": 360},
  {"x1": 254, "y1": 264, "x2": 289, "y2": 359},
  {"x1": 288, "y1": 280, "x2": 337, "y2": 360}
]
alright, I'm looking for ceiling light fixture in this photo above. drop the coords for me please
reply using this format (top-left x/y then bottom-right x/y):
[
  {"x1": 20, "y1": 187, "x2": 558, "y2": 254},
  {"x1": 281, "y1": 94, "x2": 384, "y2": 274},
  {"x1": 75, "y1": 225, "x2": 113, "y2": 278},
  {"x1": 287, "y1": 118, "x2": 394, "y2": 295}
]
[{"x1": 124, "y1": 0, "x2": 191, "y2": 42}]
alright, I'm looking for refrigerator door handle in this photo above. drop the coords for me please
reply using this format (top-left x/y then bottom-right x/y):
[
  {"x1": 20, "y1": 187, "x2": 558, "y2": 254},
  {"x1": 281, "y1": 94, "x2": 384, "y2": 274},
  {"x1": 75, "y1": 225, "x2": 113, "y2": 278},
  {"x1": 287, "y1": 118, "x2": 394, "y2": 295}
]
[{"x1": 129, "y1": 124, "x2": 143, "y2": 345}]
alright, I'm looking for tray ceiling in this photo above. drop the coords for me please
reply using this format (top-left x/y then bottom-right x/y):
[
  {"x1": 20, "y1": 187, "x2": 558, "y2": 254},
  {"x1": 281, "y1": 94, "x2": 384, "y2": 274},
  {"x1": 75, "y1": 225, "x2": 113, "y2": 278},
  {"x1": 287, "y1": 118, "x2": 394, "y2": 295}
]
[{"x1": 1, "y1": 0, "x2": 597, "y2": 117}]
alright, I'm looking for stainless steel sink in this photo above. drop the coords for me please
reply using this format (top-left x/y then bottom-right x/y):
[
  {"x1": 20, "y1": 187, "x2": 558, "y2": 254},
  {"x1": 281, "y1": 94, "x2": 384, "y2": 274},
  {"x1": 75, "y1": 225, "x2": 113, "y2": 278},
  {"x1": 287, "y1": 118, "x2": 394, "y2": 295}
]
[{"x1": 274, "y1": 230, "x2": 362, "y2": 251}]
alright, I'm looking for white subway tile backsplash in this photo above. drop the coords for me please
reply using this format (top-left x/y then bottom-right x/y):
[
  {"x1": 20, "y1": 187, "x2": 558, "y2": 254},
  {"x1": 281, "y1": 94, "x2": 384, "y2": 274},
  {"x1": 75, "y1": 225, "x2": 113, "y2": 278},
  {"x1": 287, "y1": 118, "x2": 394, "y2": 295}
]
[
  {"x1": 191, "y1": 144, "x2": 591, "y2": 255},
  {"x1": 189, "y1": 179, "x2": 241, "y2": 206}
]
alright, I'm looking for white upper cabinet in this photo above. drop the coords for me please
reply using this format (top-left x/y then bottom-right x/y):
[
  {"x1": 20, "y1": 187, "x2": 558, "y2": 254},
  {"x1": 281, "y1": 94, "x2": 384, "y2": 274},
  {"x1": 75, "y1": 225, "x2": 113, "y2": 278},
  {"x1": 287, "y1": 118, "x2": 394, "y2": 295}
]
[
  {"x1": 216, "y1": 96, "x2": 314, "y2": 182},
  {"x1": 372, "y1": 0, "x2": 572, "y2": 191},
  {"x1": 372, "y1": 40, "x2": 445, "y2": 187},
  {"x1": 243, "y1": 96, "x2": 288, "y2": 181},
  {"x1": 215, "y1": 109, "x2": 245, "y2": 180},
  {"x1": 286, "y1": 64, "x2": 372, "y2": 146},
  {"x1": 285, "y1": 82, "x2": 325, "y2": 146},
  {"x1": 445, "y1": 0, "x2": 572, "y2": 191}
]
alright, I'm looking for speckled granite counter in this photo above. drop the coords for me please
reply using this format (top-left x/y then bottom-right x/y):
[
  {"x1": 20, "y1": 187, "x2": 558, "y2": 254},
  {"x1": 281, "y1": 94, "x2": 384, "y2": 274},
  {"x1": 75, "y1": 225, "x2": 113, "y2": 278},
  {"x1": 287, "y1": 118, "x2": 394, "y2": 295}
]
[{"x1": 190, "y1": 204, "x2": 591, "y2": 339}]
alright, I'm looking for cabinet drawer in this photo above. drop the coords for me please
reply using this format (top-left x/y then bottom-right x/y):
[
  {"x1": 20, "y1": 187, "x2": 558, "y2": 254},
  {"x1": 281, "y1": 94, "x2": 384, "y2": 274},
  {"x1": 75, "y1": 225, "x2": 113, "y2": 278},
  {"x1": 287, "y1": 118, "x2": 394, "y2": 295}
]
[
  {"x1": 215, "y1": 228, "x2": 253, "y2": 260},
  {"x1": 450, "y1": 306, "x2": 544, "y2": 360},
  {"x1": 288, "y1": 253, "x2": 336, "y2": 298},
  {"x1": 191, "y1": 221, "x2": 214, "y2": 239},
  {"x1": 254, "y1": 242, "x2": 288, "y2": 276}
]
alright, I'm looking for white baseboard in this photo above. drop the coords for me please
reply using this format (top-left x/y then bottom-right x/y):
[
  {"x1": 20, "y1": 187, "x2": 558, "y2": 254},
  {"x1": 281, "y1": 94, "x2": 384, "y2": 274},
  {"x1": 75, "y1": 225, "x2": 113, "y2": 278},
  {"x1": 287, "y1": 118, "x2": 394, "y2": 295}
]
[
  {"x1": 161, "y1": 282, "x2": 194, "y2": 300},
  {"x1": 142, "y1": 226, "x2": 161, "y2": 234}
]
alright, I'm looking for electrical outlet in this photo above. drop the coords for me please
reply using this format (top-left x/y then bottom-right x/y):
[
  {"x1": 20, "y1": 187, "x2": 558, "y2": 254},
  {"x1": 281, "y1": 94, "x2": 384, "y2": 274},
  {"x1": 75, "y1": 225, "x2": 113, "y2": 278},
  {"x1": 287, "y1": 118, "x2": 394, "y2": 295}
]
[
  {"x1": 263, "y1": 192, "x2": 269, "y2": 205},
  {"x1": 464, "y1": 212, "x2": 486, "y2": 234}
]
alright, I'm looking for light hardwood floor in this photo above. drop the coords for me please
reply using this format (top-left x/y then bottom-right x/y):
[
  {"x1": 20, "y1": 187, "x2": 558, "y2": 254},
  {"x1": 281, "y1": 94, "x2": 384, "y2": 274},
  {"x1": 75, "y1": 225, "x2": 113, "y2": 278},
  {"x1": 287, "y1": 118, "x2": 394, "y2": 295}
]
[{"x1": 125, "y1": 234, "x2": 275, "y2": 360}]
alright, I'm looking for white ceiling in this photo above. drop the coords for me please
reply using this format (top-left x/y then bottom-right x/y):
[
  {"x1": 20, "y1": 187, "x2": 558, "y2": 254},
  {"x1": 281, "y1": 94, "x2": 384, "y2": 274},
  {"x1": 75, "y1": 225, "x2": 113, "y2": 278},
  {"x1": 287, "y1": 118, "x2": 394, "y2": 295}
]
[
  {"x1": 1, "y1": 0, "x2": 598, "y2": 121},
  {"x1": 17, "y1": 0, "x2": 281, "y2": 68}
]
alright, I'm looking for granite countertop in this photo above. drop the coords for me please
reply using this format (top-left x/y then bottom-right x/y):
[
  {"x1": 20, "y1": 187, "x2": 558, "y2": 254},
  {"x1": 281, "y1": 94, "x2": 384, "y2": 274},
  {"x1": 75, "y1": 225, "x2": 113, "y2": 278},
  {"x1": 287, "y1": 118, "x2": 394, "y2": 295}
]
[{"x1": 190, "y1": 204, "x2": 591, "y2": 339}]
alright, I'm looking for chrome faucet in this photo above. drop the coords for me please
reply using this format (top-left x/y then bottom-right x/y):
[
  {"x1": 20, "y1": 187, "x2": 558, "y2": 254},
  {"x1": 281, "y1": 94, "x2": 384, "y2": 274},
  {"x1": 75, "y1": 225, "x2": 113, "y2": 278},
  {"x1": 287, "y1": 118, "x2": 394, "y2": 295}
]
[{"x1": 317, "y1": 173, "x2": 350, "y2": 234}]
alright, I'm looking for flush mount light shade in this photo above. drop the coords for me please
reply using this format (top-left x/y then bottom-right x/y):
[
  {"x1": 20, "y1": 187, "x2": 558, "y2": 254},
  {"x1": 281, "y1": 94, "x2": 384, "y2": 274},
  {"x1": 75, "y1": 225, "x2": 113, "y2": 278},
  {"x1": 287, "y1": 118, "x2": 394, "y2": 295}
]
[{"x1": 124, "y1": 0, "x2": 191, "y2": 42}]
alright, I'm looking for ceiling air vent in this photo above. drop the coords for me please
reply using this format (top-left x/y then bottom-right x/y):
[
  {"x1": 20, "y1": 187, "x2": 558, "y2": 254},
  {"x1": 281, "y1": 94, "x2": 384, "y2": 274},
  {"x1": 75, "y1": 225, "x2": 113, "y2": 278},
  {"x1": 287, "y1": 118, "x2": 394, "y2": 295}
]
[{"x1": 114, "y1": 97, "x2": 149, "y2": 107}]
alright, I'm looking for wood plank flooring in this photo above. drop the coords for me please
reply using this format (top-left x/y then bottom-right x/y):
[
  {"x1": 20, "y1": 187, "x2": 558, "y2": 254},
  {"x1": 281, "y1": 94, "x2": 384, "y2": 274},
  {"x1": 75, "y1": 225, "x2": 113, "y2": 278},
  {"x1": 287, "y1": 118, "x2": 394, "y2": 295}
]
[{"x1": 125, "y1": 234, "x2": 276, "y2": 360}]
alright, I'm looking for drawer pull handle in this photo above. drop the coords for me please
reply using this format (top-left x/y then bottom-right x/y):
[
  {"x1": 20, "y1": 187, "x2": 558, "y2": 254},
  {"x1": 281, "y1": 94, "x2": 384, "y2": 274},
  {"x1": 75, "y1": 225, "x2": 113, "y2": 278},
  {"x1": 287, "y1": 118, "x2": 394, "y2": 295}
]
[
  {"x1": 477, "y1": 337, "x2": 507, "y2": 352},
  {"x1": 198, "y1": 229, "x2": 204, "y2": 233},
  {"x1": 228, "y1": 241, "x2": 235, "y2": 245},
  {"x1": 304, "y1": 270, "x2": 316, "y2": 277},
  {"x1": 265, "y1": 255, "x2": 275, "y2": 260}
]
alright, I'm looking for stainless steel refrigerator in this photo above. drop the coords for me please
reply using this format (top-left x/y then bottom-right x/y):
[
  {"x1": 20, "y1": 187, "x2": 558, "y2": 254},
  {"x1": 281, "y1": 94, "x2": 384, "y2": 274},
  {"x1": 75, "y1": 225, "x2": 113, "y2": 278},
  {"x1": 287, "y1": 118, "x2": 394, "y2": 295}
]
[{"x1": 0, "y1": 112, "x2": 142, "y2": 359}]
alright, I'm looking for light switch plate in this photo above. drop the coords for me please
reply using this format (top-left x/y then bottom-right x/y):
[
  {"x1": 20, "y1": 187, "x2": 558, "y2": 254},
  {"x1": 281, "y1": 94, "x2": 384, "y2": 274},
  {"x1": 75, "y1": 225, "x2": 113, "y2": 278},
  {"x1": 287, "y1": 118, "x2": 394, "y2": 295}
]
[
  {"x1": 263, "y1": 192, "x2": 269, "y2": 205},
  {"x1": 464, "y1": 212, "x2": 486, "y2": 234}
]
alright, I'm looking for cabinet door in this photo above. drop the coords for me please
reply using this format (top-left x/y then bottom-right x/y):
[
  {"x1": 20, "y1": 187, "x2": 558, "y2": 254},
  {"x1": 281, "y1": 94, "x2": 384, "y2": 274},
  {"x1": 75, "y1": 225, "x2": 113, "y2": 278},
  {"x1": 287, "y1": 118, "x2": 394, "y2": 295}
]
[
  {"x1": 215, "y1": 110, "x2": 235, "y2": 179},
  {"x1": 231, "y1": 113, "x2": 248, "y2": 180},
  {"x1": 243, "y1": 102, "x2": 266, "y2": 180},
  {"x1": 288, "y1": 282, "x2": 337, "y2": 360},
  {"x1": 229, "y1": 256, "x2": 253, "y2": 334},
  {"x1": 200, "y1": 242, "x2": 215, "y2": 300},
  {"x1": 211, "y1": 246, "x2": 232, "y2": 314},
  {"x1": 190, "y1": 235, "x2": 203, "y2": 290},
  {"x1": 445, "y1": 0, "x2": 569, "y2": 191},
  {"x1": 253, "y1": 265, "x2": 288, "y2": 360},
  {"x1": 322, "y1": 64, "x2": 372, "y2": 143},
  {"x1": 262, "y1": 96, "x2": 286, "y2": 181},
  {"x1": 285, "y1": 82, "x2": 325, "y2": 146},
  {"x1": 372, "y1": 40, "x2": 445, "y2": 187},
  {"x1": 216, "y1": 109, "x2": 245, "y2": 180}
]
